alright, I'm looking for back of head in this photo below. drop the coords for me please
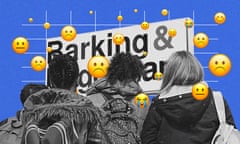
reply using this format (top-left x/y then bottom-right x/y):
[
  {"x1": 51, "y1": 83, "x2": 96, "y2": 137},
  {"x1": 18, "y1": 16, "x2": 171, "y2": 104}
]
[
  {"x1": 20, "y1": 83, "x2": 47, "y2": 105},
  {"x1": 107, "y1": 52, "x2": 144, "y2": 85},
  {"x1": 48, "y1": 54, "x2": 79, "y2": 90},
  {"x1": 161, "y1": 51, "x2": 204, "y2": 93}
]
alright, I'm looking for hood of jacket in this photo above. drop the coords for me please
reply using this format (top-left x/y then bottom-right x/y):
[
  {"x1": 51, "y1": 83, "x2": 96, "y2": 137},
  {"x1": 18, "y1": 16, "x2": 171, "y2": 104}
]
[
  {"x1": 154, "y1": 84, "x2": 212, "y2": 129},
  {"x1": 22, "y1": 88, "x2": 100, "y2": 125},
  {"x1": 87, "y1": 78, "x2": 143, "y2": 98}
]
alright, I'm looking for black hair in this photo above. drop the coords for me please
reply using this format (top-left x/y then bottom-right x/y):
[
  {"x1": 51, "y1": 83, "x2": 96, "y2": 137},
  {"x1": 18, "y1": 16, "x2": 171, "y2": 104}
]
[
  {"x1": 48, "y1": 54, "x2": 79, "y2": 89},
  {"x1": 20, "y1": 84, "x2": 47, "y2": 105},
  {"x1": 107, "y1": 52, "x2": 144, "y2": 84}
]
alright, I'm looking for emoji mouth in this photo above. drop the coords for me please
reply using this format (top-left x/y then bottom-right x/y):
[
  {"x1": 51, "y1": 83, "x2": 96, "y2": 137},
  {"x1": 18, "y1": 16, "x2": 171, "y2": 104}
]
[
  {"x1": 65, "y1": 34, "x2": 72, "y2": 37},
  {"x1": 196, "y1": 93, "x2": 205, "y2": 95},
  {"x1": 215, "y1": 66, "x2": 225, "y2": 71},
  {"x1": 16, "y1": 47, "x2": 25, "y2": 49},
  {"x1": 93, "y1": 68, "x2": 104, "y2": 73},
  {"x1": 198, "y1": 41, "x2": 205, "y2": 44},
  {"x1": 36, "y1": 64, "x2": 43, "y2": 68}
]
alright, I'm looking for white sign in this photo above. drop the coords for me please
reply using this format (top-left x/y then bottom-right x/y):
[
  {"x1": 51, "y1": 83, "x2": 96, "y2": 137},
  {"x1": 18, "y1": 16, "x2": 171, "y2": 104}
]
[{"x1": 47, "y1": 18, "x2": 194, "y2": 95}]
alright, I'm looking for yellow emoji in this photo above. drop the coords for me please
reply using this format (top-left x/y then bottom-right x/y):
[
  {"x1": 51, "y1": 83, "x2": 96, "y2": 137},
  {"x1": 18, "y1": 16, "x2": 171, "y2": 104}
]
[
  {"x1": 89, "y1": 10, "x2": 93, "y2": 15},
  {"x1": 28, "y1": 18, "x2": 33, "y2": 23},
  {"x1": 113, "y1": 33, "x2": 125, "y2": 45},
  {"x1": 117, "y1": 15, "x2": 123, "y2": 22},
  {"x1": 161, "y1": 9, "x2": 168, "y2": 16},
  {"x1": 214, "y1": 12, "x2": 226, "y2": 24},
  {"x1": 141, "y1": 21, "x2": 149, "y2": 30},
  {"x1": 134, "y1": 9, "x2": 138, "y2": 13},
  {"x1": 185, "y1": 18, "x2": 194, "y2": 28},
  {"x1": 46, "y1": 47, "x2": 53, "y2": 53},
  {"x1": 193, "y1": 33, "x2": 209, "y2": 48},
  {"x1": 208, "y1": 54, "x2": 231, "y2": 77},
  {"x1": 143, "y1": 51, "x2": 148, "y2": 56},
  {"x1": 192, "y1": 83, "x2": 209, "y2": 101},
  {"x1": 87, "y1": 56, "x2": 110, "y2": 78},
  {"x1": 31, "y1": 56, "x2": 46, "y2": 71},
  {"x1": 44, "y1": 22, "x2": 51, "y2": 30},
  {"x1": 61, "y1": 25, "x2": 77, "y2": 41},
  {"x1": 12, "y1": 37, "x2": 29, "y2": 54},
  {"x1": 135, "y1": 93, "x2": 150, "y2": 109},
  {"x1": 154, "y1": 72, "x2": 163, "y2": 80},
  {"x1": 168, "y1": 28, "x2": 177, "y2": 37}
]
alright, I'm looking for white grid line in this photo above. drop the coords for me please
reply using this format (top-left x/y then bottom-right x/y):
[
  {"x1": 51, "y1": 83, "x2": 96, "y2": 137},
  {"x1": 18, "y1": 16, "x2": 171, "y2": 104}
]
[
  {"x1": 193, "y1": 10, "x2": 195, "y2": 22},
  {"x1": 45, "y1": 10, "x2": 48, "y2": 85},
  {"x1": 70, "y1": 10, "x2": 72, "y2": 25},
  {"x1": 21, "y1": 80, "x2": 46, "y2": 83},
  {"x1": 209, "y1": 38, "x2": 219, "y2": 40},
  {"x1": 168, "y1": 10, "x2": 171, "y2": 20},
  {"x1": 195, "y1": 52, "x2": 218, "y2": 55},
  {"x1": 28, "y1": 38, "x2": 46, "y2": 41},
  {"x1": 94, "y1": 11, "x2": 97, "y2": 31},
  {"x1": 143, "y1": 10, "x2": 146, "y2": 21},
  {"x1": 119, "y1": 10, "x2": 121, "y2": 28},
  {"x1": 22, "y1": 23, "x2": 139, "y2": 26},
  {"x1": 45, "y1": 10, "x2": 48, "y2": 40},
  {"x1": 206, "y1": 80, "x2": 219, "y2": 83},
  {"x1": 21, "y1": 66, "x2": 32, "y2": 68},
  {"x1": 195, "y1": 24, "x2": 218, "y2": 27},
  {"x1": 25, "y1": 52, "x2": 46, "y2": 55}
]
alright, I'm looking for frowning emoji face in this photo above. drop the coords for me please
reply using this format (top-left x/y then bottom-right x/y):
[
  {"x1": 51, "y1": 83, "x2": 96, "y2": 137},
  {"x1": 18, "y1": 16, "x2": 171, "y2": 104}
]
[
  {"x1": 192, "y1": 83, "x2": 209, "y2": 101},
  {"x1": 87, "y1": 56, "x2": 109, "y2": 78},
  {"x1": 193, "y1": 33, "x2": 209, "y2": 48},
  {"x1": 208, "y1": 54, "x2": 231, "y2": 77},
  {"x1": 61, "y1": 25, "x2": 77, "y2": 41},
  {"x1": 134, "y1": 93, "x2": 149, "y2": 109},
  {"x1": 31, "y1": 56, "x2": 46, "y2": 71}
]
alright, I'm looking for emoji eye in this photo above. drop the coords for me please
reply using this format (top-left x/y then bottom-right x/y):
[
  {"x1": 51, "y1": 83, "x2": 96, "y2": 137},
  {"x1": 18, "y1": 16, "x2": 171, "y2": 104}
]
[
  {"x1": 35, "y1": 60, "x2": 38, "y2": 63},
  {"x1": 196, "y1": 88, "x2": 199, "y2": 91},
  {"x1": 202, "y1": 88, "x2": 204, "y2": 91},
  {"x1": 70, "y1": 30, "x2": 72, "y2": 33},
  {"x1": 22, "y1": 42, "x2": 24, "y2": 45},
  {"x1": 202, "y1": 37, "x2": 205, "y2": 40},
  {"x1": 222, "y1": 61, "x2": 225, "y2": 65},
  {"x1": 215, "y1": 61, "x2": 218, "y2": 65},
  {"x1": 93, "y1": 63, "x2": 97, "y2": 66},
  {"x1": 197, "y1": 37, "x2": 200, "y2": 40},
  {"x1": 40, "y1": 61, "x2": 42, "y2": 63},
  {"x1": 17, "y1": 42, "x2": 19, "y2": 45},
  {"x1": 101, "y1": 62, "x2": 104, "y2": 66},
  {"x1": 65, "y1": 30, "x2": 68, "y2": 33}
]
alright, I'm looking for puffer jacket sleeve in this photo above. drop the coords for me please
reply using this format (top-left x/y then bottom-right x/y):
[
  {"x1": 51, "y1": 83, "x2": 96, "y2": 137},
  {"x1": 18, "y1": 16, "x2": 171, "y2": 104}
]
[
  {"x1": 224, "y1": 98, "x2": 236, "y2": 127},
  {"x1": 141, "y1": 102, "x2": 162, "y2": 144}
]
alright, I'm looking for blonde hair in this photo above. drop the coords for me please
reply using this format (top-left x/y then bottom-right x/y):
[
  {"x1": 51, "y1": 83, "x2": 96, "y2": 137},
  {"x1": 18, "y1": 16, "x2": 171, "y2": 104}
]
[{"x1": 160, "y1": 51, "x2": 204, "y2": 94}]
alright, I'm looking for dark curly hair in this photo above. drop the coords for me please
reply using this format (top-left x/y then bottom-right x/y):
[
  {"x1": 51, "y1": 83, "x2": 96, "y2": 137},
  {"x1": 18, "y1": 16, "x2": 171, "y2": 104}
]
[
  {"x1": 20, "y1": 83, "x2": 47, "y2": 105},
  {"x1": 107, "y1": 52, "x2": 144, "y2": 85},
  {"x1": 48, "y1": 54, "x2": 79, "y2": 89}
]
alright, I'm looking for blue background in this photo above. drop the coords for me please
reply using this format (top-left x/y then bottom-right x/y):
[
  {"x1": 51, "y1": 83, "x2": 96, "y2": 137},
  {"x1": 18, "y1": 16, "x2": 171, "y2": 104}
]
[{"x1": 0, "y1": 0, "x2": 239, "y2": 128}]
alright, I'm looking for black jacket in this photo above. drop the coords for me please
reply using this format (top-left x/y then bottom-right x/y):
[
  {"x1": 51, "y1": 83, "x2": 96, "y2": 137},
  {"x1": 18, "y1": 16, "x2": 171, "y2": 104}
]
[{"x1": 141, "y1": 86, "x2": 235, "y2": 144}]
